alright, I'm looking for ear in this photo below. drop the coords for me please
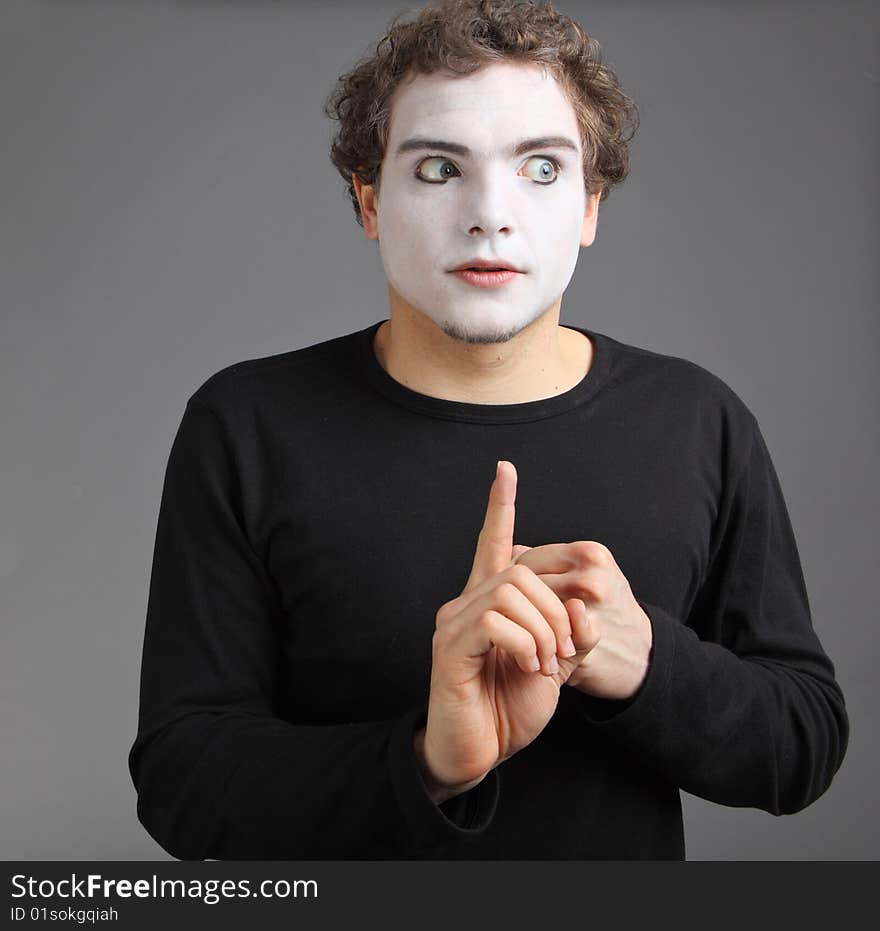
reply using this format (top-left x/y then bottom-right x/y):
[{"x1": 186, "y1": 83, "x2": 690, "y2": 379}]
[
  {"x1": 580, "y1": 189, "x2": 601, "y2": 248},
  {"x1": 352, "y1": 173, "x2": 379, "y2": 241}
]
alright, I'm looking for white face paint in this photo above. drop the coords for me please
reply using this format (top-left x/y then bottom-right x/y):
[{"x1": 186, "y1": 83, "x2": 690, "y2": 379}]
[{"x1": 374, "y1": 61, "x2": 593, "y2": 345}]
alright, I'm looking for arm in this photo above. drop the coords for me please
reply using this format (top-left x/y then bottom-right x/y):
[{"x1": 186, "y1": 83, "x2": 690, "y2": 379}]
[
  {"x1": 128, "y1": 399, "x2": 498, "y2": 860},
  {"x1": 566, "y1": 414, "x2": 849, "y2": 815}
]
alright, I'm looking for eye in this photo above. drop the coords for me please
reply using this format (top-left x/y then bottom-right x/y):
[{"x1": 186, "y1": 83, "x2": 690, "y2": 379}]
[
  {"x1": 414, "y1": 156, "x2": 461, "y2": 183},
  {"x1": 413, "y1": 154, "x2": 562, "y2": 184},
  {"x1": 521, "y1": 155, "x2": 561, "y2": 184}
]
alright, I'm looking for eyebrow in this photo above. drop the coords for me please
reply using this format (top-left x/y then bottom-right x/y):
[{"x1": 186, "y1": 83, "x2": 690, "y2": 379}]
[{"x1": 394, "y1": 135, "x2": 580, "y2": 159}]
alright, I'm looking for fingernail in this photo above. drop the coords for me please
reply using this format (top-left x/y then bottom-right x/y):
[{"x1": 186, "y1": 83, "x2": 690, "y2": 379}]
[
  {"x1": 562, "y1": 636, "x2": 576, "y2": 657},
  {"x1": 547, "y1": 655, "x2": 560, "y2": 674},
  {"x1": 531, "y1": 655, "x2": 541, "y2": 672}
]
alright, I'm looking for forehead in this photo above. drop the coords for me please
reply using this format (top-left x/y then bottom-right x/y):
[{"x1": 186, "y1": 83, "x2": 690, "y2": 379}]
[{"x1": 387, "y1": 61, "x2": 579, "y2": 143}]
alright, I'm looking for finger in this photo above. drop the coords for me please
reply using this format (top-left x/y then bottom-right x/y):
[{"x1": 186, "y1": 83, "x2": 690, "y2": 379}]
[
  {"x1": 464, "y1": 460, "x2": 517, "y2": 593},
  {"x1": 454, "y1": 563, "x2": 574, "y2": 661},
  {"x1": 460, "y1": 609, "x2": 544, "y2": 675},
  {"x1": 440, "y1": 601, "x2": 544, "y2": 677},
  {"x1": 525, "y1": 564, "x2": 614, "y2": 611},
  {"x1": 572, "y1": 598, "x2": 601, "y2": 650},
  {"x1": 553, "y1": 599, "x2": 592, "y2": 678},
  {"x1": 467, "y1": 576, "x2": 566, "y2": 675},
  {"x1": 513, "y1": 542, "x2": 580, "y2": 575},
  {"x1": 554, "y1": 599, "x2": 602, "y2": 682},
  {"x1": 508, "y1": 544, "x2": 532, "y2": 567}
]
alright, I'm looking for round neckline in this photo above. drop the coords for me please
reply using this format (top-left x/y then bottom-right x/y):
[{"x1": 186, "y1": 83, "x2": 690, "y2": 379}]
[{"x1": 357, "y1": 319, "x2": 612, "y2": 424}]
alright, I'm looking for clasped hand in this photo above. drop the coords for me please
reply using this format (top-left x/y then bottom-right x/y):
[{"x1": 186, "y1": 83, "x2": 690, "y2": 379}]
[
  {"x1": 418, "y1": 459, "x2": 652, "y2": 799},
  {"x1": 508, "y1": 536, "x2": 653, "y2": 701}
]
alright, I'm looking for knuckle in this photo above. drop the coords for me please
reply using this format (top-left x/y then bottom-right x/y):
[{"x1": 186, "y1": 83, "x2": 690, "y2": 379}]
[
  {"x1": 494, "y1": 580, "x2": 519, "y2": 607},
  {"x1": 568, "y1": 540, "x2": 594, "y2": 566},
  {"x1": 570, "y1": 568, "x2": 602, "y2": 601},
  {"x1": 572, "y1": 540, "x2": 610, "y2": 565},
  {"x1": 567, "y1": 560, "x2": 614, "y2": 599},
  {"x1": 435, "y1": 598, "x2": 458, "y2": 626},
  {"x1": 507, "y1": 563, "x2": 534, "y2": 586},
  {"x1": 565, "y1": 567, "x2": 588, "y2": 594},
  {"x1": 587, "y1": 572, "x2": 609, "y2": 602}
]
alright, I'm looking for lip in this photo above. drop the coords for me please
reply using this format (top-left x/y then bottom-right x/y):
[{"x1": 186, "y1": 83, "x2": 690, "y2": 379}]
[
  {"x1": 450, "y1": 268, "x2": 522, "y2": 288},
  {"x1": 449, "y1": 259, "x2": 522, "y2": 272}
]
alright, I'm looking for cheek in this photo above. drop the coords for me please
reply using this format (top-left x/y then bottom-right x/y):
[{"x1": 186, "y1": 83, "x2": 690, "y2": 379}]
[
  {"x1": 530, "y1": 191, "x2": 583, "y2": 241},
  {"x1": 531, "y1": 202, "x2": 584, "y2": 274},
  {"x1": 375, "y1": 196, "x2": 451, "y2": 296},
  {"x1": 378, "y1": 195, "x2": 443, "y2": 257}
]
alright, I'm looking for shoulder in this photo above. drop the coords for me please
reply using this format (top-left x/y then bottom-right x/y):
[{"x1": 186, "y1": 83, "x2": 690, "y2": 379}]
[
  {"x1": 184, "y1": 326, "x2": 365, "y2": 419},
  {"x1": 592, "y1": 329, "x2": 762, "y2": 466}
]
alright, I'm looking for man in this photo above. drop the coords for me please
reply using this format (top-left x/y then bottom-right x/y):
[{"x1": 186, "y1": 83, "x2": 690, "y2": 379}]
[{"x1": 129, "y1": 0, "x2": 848, "y2": 859}]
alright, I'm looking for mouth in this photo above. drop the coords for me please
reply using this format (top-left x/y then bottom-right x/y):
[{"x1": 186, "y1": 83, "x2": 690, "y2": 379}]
[
  {"x1": 449, "y1": 259, "x2": 523, "y2": 273},
  {"x1": 449, "y1": 267, "x2": 522, "y2": 289}
]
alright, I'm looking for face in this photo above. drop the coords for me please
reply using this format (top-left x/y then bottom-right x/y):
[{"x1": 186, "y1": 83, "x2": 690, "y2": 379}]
[{"x1": 355, "y1": 61, "x2": 600, "y2": 345}]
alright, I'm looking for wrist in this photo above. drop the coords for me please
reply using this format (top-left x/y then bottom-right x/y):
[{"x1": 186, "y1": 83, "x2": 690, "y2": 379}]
[{"x1": 413, "y1": 726, "x2": 485, "y2": 805}]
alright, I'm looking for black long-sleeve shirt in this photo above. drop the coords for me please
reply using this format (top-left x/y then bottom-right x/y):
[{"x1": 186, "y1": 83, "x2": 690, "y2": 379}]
[{"x1": 128, "y1": 319, "x2": 849, "y2": 859}]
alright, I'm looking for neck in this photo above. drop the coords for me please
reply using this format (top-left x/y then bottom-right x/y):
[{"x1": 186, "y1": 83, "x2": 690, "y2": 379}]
[{"x1": 372, "y1": 297, "x2": 593, "y2": 405}]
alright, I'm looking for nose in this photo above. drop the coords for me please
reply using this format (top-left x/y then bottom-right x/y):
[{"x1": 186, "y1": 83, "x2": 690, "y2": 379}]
[
  {"x1": 468, "y1": 219, "x2": 512, "y2": 236},
  {"x1": 463, "y1": 172, "x2": 515, "y2": 238}
]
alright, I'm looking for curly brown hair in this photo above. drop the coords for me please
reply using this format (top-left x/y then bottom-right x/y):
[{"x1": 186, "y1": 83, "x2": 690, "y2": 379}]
[{"x1": 323, "y1": 0, "x2": 639, "y2": 228}]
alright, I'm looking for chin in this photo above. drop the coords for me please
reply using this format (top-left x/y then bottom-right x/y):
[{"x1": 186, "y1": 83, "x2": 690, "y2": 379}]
[{"x1": 437, "y1": 317, "x2": 524, "y2": 346}]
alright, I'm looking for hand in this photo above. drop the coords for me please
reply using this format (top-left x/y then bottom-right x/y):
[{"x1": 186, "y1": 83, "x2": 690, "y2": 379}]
[
  {"x1": 416, "y1": 461, "x2": 593, "y2": 802},
  {"x1": 509, "y1": 541, "x2": 653, "y2": 701}
]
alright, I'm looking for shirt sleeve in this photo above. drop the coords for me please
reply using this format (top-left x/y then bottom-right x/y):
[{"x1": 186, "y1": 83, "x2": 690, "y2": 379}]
[
  {"x1": 128, "y1": 399, "x2": 499, "y2": 860},
  {"x1": 565, "y1": 413, "x2": 850, "y2": 815}
]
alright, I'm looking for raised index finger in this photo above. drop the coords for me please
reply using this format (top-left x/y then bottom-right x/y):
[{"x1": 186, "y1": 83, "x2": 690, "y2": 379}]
[{"x1": 463, "y1": 460, "x2": 517, "y2": 592}]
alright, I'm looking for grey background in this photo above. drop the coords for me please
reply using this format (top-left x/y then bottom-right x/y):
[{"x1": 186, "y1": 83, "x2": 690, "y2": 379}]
[{"x1": 1, "y1": 0, "x2": 876, "y2": 860}]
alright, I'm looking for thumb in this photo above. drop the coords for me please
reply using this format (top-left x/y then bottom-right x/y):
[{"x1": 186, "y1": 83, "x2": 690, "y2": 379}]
[
  {"x1": 555, "y1": 598, "x2": 601, "y2": 681},
  {"x1": 464, "y1": 460, "x2": 517, "y2": 593}
]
